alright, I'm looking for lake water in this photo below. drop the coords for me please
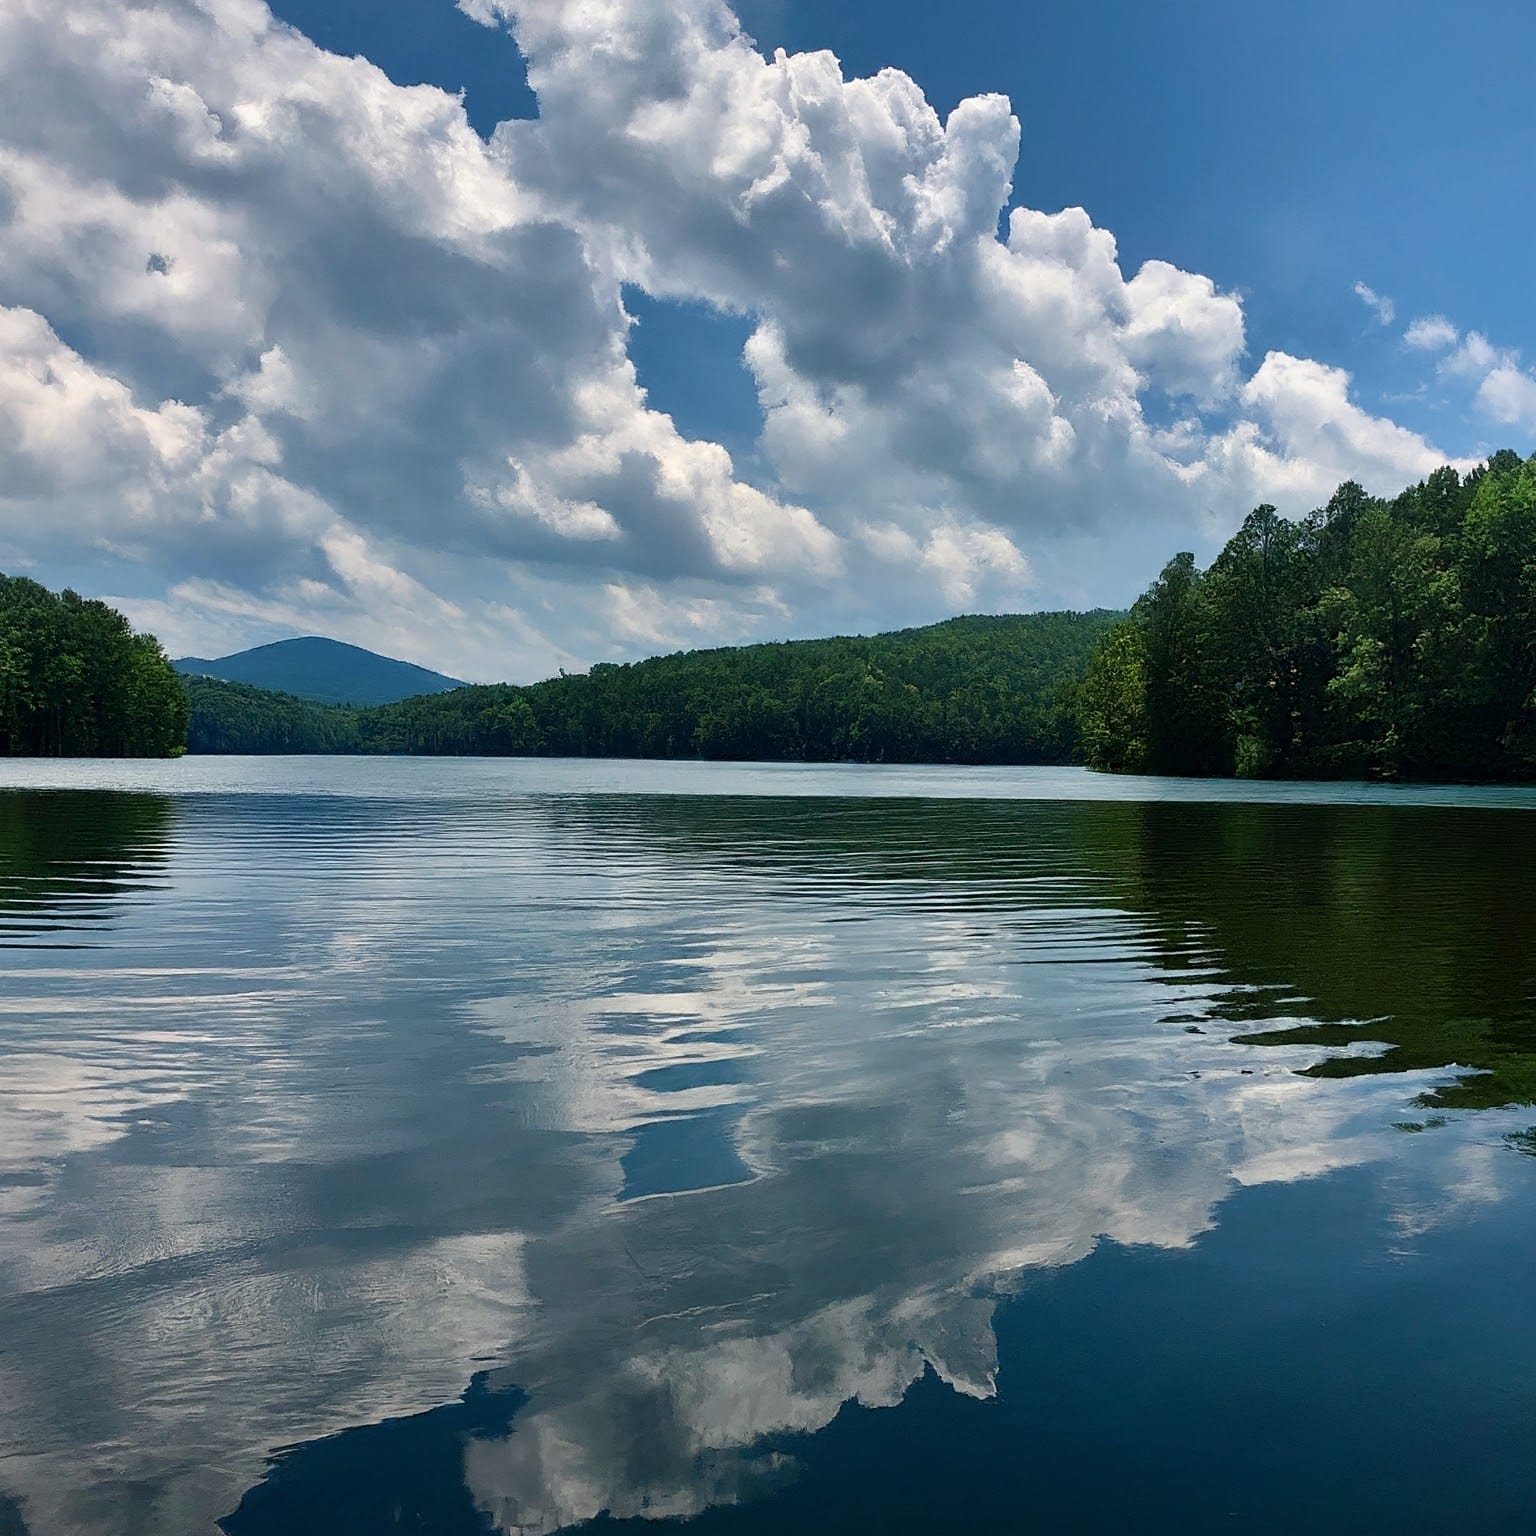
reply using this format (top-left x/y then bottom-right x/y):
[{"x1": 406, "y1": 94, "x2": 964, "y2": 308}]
[{"x1": 2, "y1": 758, "x2": 1536, "y2": 1534}]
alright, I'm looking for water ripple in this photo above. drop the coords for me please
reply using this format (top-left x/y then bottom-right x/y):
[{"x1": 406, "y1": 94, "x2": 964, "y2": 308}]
[{"x1": 0, "y1": 763, "x2": 1534, "y2": 1533}]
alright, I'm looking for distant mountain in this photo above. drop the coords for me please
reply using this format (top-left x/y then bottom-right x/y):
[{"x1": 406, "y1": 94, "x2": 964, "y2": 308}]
[{"x1": 174, "y1": 636, "x2": 463, "y2": 707}]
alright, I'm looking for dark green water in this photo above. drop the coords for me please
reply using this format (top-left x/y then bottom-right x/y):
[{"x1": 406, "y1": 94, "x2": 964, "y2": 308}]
[{"x1": 1, "y1": 760, "x2": 1535, "y2": 1534}]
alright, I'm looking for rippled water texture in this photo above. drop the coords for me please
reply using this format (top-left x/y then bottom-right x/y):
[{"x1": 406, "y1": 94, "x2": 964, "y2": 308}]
[{"x1": 2, "y1": 760, "x2": 1536, "y2": 1534}]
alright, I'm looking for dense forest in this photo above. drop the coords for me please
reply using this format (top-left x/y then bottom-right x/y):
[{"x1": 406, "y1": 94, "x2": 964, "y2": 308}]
[
  {"x1": 184, "y1": 676, "x2": 362, "y2": 754},
  {"x1": 0, "y1": 575, "x2": 187, "y2": 757},
  {"x1": 1077, "y1": 450, "x2": 1536, "y2": 780},
  {"x1": 186, "y1": 611, "x2": 1123, "y2": 761}
]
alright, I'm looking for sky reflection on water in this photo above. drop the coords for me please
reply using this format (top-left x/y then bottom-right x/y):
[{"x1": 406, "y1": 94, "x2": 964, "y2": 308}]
[{"x1": 0, "y1": 761, "x2": 1534, "y2": 1534}]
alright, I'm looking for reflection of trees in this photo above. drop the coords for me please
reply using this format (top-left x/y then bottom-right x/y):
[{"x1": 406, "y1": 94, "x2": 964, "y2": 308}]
[
  {"x1": 534, "y1": 794, "x2": 1144, "y2": 904},
  {"x1": 541, "y1": 793, "x2": 1536, "y2": 1108},
  {"x1": 1116, "y1": 802, "x2": 1536, "y2": 1108},
  {"x1": 0, "y1": 791, "x2": 173, "y2": 945}
]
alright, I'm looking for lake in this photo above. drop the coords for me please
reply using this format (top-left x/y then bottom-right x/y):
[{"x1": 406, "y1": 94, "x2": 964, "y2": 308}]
[{"x1": 2, "y1": 758, "x2": 1536, "y2": 1534}]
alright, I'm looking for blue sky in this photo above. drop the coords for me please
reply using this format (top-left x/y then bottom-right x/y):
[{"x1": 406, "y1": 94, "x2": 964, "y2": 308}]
[{"x1": 0, "y1": 0, "x2": 1531, "y2": 677}]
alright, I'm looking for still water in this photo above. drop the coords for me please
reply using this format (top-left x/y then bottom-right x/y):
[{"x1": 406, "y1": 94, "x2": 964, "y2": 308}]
[{"x1": 2, "y1": 759, "x2": 1536, "y2": 1534}]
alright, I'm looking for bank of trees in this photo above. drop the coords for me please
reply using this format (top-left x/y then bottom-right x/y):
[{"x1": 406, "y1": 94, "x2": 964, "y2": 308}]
[
  {"x1": 0, "y1": 576, "x2": 187, "y2": 757},
  {"x1": 187, "y1": 611, "x2": 1123, "y2": 761},
  {"x1": 183, "y1": 676, "x2": 361, "y2": 754},
  {"x1": 1077, "y1": 450, "x2": 1536, "y2": 780},
  {"x1": 24, "y1": 445, "x2": 1536, "y2": 782},
  {"x1": 366, "y1": 611, "x2": 1120, "y2": 761}
]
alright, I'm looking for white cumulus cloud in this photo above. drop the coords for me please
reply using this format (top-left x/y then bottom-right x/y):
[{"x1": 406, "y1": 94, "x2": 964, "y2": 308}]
[
  {"x1": 1478, "y1": 363, "x2": 1536, "y2": 432},
  {"x1": 0, "y1": 0, "x2": 1492, "y2": 677}
]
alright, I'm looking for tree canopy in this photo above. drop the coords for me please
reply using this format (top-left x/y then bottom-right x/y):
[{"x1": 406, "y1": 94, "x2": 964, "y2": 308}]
[
  {"x1": 184, "y1": 676, "x2": 361, "y2": 755},
  {"x1": 186, "y1": 611, "x2": 1124, "y2": 762},
  {"x1": 0, "y1": 575, "x2": 187, "y2": 757},
  {"x1": 1076, "y1": 450, "x2": 1536, "y2": 780}
]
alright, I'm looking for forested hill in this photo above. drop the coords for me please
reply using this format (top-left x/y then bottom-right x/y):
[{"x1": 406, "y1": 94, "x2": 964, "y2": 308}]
[
  {"x1": 0, "y1": 575, "x2": 187, "y2": 757},
  {"x1": 185, "y1": 610, "x2": 1125, "y2": 761},
  {"x1": 1077, "y1": 449, "x2": 1536, "y2": 781},
  {"x1": 174, "y1": 636, "x2": 462, "y2": 707},
  {"x1": 183, "y1": 677, "x2": 363, "y2": 755}
]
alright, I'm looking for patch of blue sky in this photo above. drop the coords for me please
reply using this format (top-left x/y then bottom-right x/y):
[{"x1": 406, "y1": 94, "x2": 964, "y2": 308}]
[{"x1": 267, "y1": 0, "x2": 536, "y2": 134}]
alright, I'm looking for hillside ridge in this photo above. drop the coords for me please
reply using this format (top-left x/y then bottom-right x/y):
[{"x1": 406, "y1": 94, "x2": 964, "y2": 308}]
[
  {"x1": 174, "y1": 635, "x2": 462, "y2": 708},
  {"x1": 184, "y1": 608, "x2": 1125, "y2": 759}
]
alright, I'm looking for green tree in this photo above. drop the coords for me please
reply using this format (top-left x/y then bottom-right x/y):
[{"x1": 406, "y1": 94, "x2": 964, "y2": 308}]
[
  {"x1": 1324, "y1": 506, "x2": 1459, "y2": 777},
  {"x1": 1075, "y1": 623, "x2": 1147, "y2": 772},
  {"x1": 0, "y1": 574, "x2": 186, "y2": 757},
  {"x1": 1136, "y1": 553, "x2": 1231, "y2": 775},
  {"x1": 1077, "y1": 450, "x2": 1536, "y2": 783}
]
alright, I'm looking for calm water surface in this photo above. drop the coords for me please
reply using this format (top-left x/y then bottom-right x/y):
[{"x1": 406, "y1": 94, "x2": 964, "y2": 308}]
[{"x1": 2, "y1": 759, "x2": 1536, "y2": 1534}]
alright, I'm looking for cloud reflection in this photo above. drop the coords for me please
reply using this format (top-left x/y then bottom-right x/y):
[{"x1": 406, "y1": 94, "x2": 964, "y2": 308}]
[{"x1": 0, "y1": 783, "x2": 1530, "y2": 1534}]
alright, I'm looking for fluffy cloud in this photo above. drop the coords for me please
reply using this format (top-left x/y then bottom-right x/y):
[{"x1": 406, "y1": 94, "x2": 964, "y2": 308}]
[
  {"x1": 490, "y1": 6, "x2": 1255, "y2": 546},
  {"x1": 1478, "y1": 363, "x2": 1536, "y2": 432},
  {"x1": 1404, "y1": 314, "x2": 1459, "y2": 351},
  {"x1": 0, "y1": 0, "x2": 838, "y2": 674},
  {"x1": 1214, "y1": 351, "x2": 1464, "y2": 503},
  {"x1": 1439, "y1": 334, "x2": 1536, "y2": 433},
  {"x1": 1441, "y1": 331, "x2": 1508, "y2": 381},
  {"x1": 1399, "y1": 312, "x2": 1536, "y2": 437},
  {"x1": 0, "y1": 0, "x2": 1485, "y2": 677}
]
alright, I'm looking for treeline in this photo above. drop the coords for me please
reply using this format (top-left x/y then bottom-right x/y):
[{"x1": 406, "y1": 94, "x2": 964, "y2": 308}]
[
  {"x1": 186, "y1": 611, "x2": 1124, "y2": 761},
  {"x1": 0, "y1": 575, "x2": 187, "y2": 757},
  {"x1": 29, "y1": 442, "x2": 1536, "y2": 781},
  {"x1": 1077, "y1": 449, "x2": 1536, "y2": 780},
  {"x1": 184, "y1": 676, "x2": 362, "y2": 754}
]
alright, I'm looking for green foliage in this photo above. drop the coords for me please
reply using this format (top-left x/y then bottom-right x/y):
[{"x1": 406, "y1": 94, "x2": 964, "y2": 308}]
[
  {"x1": 1080, "y1": 450, "x2": 1536, "y2": 780},
  {"x1": 1074, "y1": 622, "x2": 1147, "y2": 773},
  {"x1": 0, "y1": 574, "x2": 187, "y2": 757},
  {"x1": 1136, "y1": 552, "x2": 1233, "y2": 775},
  {"x1": 183, "y1": 676, "x2": 361, "y2": 754},
  {"x1": 186, "y1": 610, "x2": 1124, "y2": 762}
]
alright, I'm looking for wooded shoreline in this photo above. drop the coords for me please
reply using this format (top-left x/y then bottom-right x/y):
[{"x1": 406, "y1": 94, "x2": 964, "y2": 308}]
[{"x1": 6, "y1": 450, "x2": 1535, "y2": 780}]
